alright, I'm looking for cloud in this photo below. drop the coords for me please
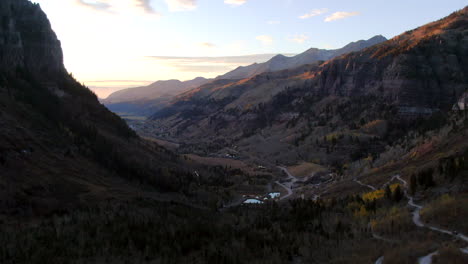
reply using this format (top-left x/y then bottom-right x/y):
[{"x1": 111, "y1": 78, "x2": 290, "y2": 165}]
[
  {"x1": 324, "y1": 11, "x2": 360, "y2": 22},
  {"x1": 75, "y1": 0, "x2": 162, "y2": 15},
  {"x1": 86, "y1": 80, "x2": 154, "y2": 83},
  {"x1": 75, "y1": 0, "x2": 112, "y2": 12},
  {"x1": 267, "y1": 20, "x2": 280, "y2": 25},
  {"x1": 134, "y1": 0, "x2": 158, "y2": 14},
  {"x1": 172, "y1": 64, "x2": 235, "y2": 73},
  {"x1": 289, "y1": 34, "x2": 308, "y2": 44},
  {"x1": 299, "y1": 8, "x2": 328, "y2": 19},
  {"x1": 144, "y1": 54, "x2": 297, "y2": 72},
  {"x1": 146, "y1": 54, "x2": 295, "y2": 65},
  {"x1": 198, "y1": 42, "x2": 216, "y2": 48},
  {"x1": 224, "y1": 0, "x2": 247, "y2": 6},
  {"x1": 145, "y1": 55, "x2": 276, "y2": 74},
  {"x1": 256, "y1": 35, "x2": 273, "y2": 45},
  {"x1": 165, "y1": 0, "x2": 197, "y2": 11}
]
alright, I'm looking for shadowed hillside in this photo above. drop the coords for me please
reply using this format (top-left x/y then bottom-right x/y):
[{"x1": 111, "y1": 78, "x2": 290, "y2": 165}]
[{"x1": 0, "y1": 0, "x2": 212, "y2": 217}]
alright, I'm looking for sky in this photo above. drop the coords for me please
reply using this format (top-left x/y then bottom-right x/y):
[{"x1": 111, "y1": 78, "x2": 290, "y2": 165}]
[{"x1": 33, "y1": 0, "x2": 467, "y2": 98}]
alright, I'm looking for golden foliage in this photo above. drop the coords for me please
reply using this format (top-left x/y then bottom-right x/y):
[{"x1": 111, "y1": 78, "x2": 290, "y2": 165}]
[{"x1": 362, "y1": 189, "x2": 385, "y2": 202}]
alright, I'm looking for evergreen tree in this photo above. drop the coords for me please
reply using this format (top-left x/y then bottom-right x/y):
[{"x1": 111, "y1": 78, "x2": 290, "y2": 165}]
[
  {"x1": 384, "y1": 185, "x2": 392, "y2": 201},
  {"x1": 393, "y1": 185, "x2": 403, "y2": 202},
  {"x1": 410, "y1": 174, "x2": 417, "y2": 195}
]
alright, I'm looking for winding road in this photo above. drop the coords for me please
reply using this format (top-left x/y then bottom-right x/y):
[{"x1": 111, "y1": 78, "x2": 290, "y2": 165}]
[
  {"x1": 395, "y1": 175, "x2": 468, "y2": 263},
  {"x1": 276, "y1": 166, "x2": 299, "y2": 200},
  {"x1": 374, "y1": 174, "x2": 468, "y2": 264},
  {"x1": 374, "y1": 256, "x2": 384, "y2": 264},
  {"x1": 353, "y1": 178, "x2": 377, "y2": 191}
]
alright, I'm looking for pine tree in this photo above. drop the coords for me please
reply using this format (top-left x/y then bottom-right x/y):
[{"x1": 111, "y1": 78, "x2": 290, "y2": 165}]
[
  {"x1": 384, "y1": 185, "x2": 392, "y2": 201},
  {"x1": 393, "y1": 185, "x2": 403, "y2": 202},
  {"x1": 410, "y1": 174, "x2": 417, "y2": 195}
]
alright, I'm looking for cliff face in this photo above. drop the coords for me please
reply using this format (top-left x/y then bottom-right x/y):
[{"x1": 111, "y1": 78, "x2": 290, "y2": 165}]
[
  {"x1": 0, "y1": 0, "x2": 64, "y2": 77},
  {"x1": 313, "y1": 8, "x2": 468, "y2": 109}
]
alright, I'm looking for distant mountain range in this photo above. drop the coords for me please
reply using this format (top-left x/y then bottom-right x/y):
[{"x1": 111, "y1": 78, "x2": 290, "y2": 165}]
[
  {"x1": 216, "y1": 35, "x2": 387, "y2": 80},
  {"x1": 103, "y1": 36, "x2": 387, "y2": 117},
  {"x1": 102, "y1": 77, "x2": 210, "y2": 116},
  {"x1": 103, "y1": 77, "x2": 209, "y2": 104}
]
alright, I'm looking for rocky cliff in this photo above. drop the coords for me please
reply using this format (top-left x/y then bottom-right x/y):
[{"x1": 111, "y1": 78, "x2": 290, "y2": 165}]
[
  {"x1": 0, "y1": 0, "x2": 64, "y2": 77},
  {"x1": 312, "y1": 9, "x2": 467, "y2": 109}
]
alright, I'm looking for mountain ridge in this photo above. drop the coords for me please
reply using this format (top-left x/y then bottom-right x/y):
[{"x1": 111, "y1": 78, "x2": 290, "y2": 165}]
[
  {"x1": 216, "y1": 35, "x2": 387, "y2": 80},
  {"x1": 103, "y1": 77, "x2": 209, "y2": 103}
]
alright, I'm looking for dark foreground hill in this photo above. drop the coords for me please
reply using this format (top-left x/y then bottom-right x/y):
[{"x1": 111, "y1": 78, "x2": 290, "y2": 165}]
[{"x1": 0, "y1": 0, "x2": 215, "y2": 217}]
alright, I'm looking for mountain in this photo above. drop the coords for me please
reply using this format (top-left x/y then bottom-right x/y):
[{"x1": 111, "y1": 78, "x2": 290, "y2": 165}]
[
  {"x1": 217, "y1": 35, "x2": 387, "y2": 80},
  {"x1": 101, "y1": 77, "x2": 210, "y2": 117},
  {"x1": 0, "y1": 0, "x2": 207, "y2": 217},
  {"x1": 148, "y1": 7, "x2": 468, "y2": 165},
  {"x1": 103, "y1": 77, "x2": 209, "y2": 104}
]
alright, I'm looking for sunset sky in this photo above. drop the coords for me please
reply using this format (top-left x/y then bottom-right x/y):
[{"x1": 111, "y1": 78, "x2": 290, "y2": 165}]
[{"x1": 34, "y1": 0, "x2": 466, "y2": 98}]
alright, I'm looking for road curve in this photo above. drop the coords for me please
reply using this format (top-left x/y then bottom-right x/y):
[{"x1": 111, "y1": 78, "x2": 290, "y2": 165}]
[
  {"x1": 374, "y1": 256, "x2": 384, "y2": 264},
  {"x1": 395, "y1": 175, "x2": 468, "y2": 264},
  {"x1": 276, "y1": 166, "x2": 299, "y2": 200},
  {"x1": 353, "y1": 178, "x2": 377, "y2": 191}
]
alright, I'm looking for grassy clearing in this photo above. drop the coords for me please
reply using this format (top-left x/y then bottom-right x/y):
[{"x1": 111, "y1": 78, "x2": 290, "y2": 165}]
[{"x1": 287, "y1": 162, "x2": 327, "y2": 178}]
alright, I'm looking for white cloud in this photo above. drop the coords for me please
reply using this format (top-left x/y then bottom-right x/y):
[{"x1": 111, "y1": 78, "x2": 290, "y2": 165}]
[
  {"x1": 75, "y1": 0, "x2": 112, "y2": 12},
  {"x1": 224, "y1": 0, "x2": 247, "y2": 6},
  {"x1": 256, "y1": 35, "x2": 273, "y2": 45},
  {"x1": 324, "y1": 11, "x2": 360, "y2": 22},
  {"x1": 135, "y1": 0, "x2": 159, "y2": 14},
  {"x1": 198, "y1": 42, "x2": 216, "y2": 48},
  {"x1": 267, "y1": 20, "x2": 280, "y2": 25},
  {"x1": 289, "y1": 34, "x2": 308, "y2": 44},
  {"x1": 299, "y1": 8, "x2": 328, "y2": 19},
  {"x1": 75, "y1": 0, "x2": 162, "y2": 16},
  {"x1": 165, "y1": 0, "x2": 197, "y2": 11}
]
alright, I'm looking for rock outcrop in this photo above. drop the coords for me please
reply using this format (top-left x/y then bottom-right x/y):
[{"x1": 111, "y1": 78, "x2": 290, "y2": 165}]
[
  {"x1": 312, "y1": 9, "x2": 467, "y2": 110},
  {"x1": 0, "y1": 0, "x2": 64, "y2": 77}
]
